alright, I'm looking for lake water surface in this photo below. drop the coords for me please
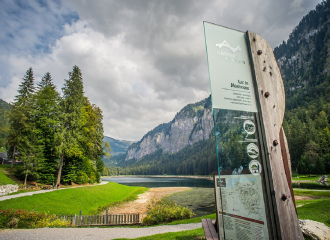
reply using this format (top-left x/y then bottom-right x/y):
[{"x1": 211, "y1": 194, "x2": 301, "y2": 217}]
[{"x1": 101, "y1": 176, "x2": 214, "y2": 188}]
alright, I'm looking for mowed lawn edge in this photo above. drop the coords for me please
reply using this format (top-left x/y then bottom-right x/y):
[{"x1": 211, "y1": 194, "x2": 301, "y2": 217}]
[
  {"x1": 0, "y1": 166, "x2": 17, "y2": 185},
  {"x1": 0, "y1": 182, "x2": 147, "y2": 215}
]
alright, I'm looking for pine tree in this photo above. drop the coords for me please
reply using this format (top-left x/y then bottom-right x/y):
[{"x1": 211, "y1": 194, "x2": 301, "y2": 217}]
[
  {"x1": 34, "y1": 72, "x2": 60, "y2": 184},
  {"x1": 8, "y1": 68, "x2": 43, "y2": 186},
  {"x1": 7, "y1": 68, "x2": 36, "y2": 169},
  {"x1": 55, "y1": 66, "x2": 85, "y2": 185}
]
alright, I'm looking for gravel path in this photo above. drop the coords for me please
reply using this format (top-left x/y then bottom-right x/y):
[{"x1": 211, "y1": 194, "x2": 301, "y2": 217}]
[
  {"x1": 0, "y1": 181, "x2": 109, "y2": 202},
  {"x1": 0, "y1": 223, "x2": 202, "y2": 240}
]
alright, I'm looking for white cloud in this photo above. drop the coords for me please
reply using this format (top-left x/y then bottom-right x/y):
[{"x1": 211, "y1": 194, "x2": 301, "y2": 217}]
[{"x1": 0, "y1": 0, "x2": 323, "y2": 141}]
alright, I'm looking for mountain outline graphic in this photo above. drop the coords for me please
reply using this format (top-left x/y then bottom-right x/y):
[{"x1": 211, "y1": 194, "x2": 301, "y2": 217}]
[{"x1": 215, "y1": 40, "x2": 241, "y2": 53}]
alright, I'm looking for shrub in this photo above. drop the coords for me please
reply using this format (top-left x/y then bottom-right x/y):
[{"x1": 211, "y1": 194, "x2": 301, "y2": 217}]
[
  {"x1": 142, "y1": 198, "x2": 195, "y2": 226},
  {"x1": 0, "y1": 209, "x2": 71, "y2": 229},
  {"x1": 34, "y1": 216, "x2": 72, "y2": 228},
  {"x1": 75, "y1": 171, "x2": 88, "y2": 184},
  {"x1": 0, "y1": 209, "x2": 45, "y2": 228}
]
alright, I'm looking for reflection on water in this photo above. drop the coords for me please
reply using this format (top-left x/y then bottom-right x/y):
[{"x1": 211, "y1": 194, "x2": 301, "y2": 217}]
[
  {"x1": 292, "y1": 182, "x2": 330, "y2": 190},
  {"x1": 101, "y1": 177, "x2": 214, "y2": 188}
]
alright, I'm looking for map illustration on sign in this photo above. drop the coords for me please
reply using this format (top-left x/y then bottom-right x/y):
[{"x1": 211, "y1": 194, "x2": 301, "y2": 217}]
[{"x1": 217, "y1": 175, "x2": 269, "y2": 239}]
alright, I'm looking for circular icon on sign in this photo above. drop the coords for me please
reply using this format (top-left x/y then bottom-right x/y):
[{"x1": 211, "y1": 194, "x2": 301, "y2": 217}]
[
  {"x1": 249, "y1": 160, "x2": 262, "y2": 175},
  {"x1": 247, "y1": 143, "x2": 259, "y2": 159},
  {"x1": 243, "y1": 120, "x2": 255, "y2": 135}
]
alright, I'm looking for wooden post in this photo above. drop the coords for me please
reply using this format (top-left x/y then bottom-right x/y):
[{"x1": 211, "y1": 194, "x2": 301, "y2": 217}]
[
  {"x1": 106, "y1": 210, "x2": 108, "y2": 224},
  {"x1": 246, "y1": 31, "x2": 303, "y2": 239}
]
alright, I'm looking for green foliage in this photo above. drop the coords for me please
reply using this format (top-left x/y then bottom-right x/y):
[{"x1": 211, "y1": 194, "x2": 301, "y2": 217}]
[
  {"x1": 34, "y1": 216, "x2": 72, "y2": 228},
  {"x1": 0, "y1": 209, "x2": 44, "y2": 228},
  {"x1": 0, "y1": 182, "x2": 147, "y2": 215},
  {"x1": 0, "y1": 209, "x2": 71, "y2": 229},
  {"x1": 142, "y1": 198, "x2": 195, "y2": 226},
  {"x1": 5, "y1": 66, "x2": 106, "y2": 186},
  {"x1": 273, "y1": 1, "x2": 330, "y2": 174},
  {"x1": 0, "y1": 99, "x2": 10, "y2": 149},
  {"x1": 75, "y1": 170, "x2": 88, "y2": 184}
]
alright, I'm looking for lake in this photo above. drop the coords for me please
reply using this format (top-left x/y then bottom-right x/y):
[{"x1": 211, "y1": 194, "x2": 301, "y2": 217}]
[{"x1": 101, "y1": 176, "x2": 214, "y2": 188}]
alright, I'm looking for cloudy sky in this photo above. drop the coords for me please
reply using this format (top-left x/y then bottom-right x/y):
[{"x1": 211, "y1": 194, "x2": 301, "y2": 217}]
[{"x1": 0, "y1": 0, "x2": 322, "y2": 141}]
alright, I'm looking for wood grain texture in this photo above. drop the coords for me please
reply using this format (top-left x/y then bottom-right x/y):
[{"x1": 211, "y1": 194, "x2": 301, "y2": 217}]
[{"x1": 247, "y1": 31, "x2": 303, "y2": 240}]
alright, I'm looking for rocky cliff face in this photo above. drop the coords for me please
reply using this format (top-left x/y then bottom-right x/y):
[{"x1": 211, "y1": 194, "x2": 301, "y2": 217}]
[{"x1": 125, "y1": 96, "x2": 213, "y2": 161}]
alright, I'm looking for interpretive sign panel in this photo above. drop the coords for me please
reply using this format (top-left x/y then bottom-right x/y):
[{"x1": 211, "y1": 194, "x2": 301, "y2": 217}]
[
  {"x1": 204, "y1": 22, "x2": 270, "y2": 240},
  {"x1": 203, "y1": 22, "x2": 257, "y2": 112},
  {"x1": 216, "y1": 174, "x2": 269, "y2": 240},
  {"x1": 204, "y1": 22, "x2": 303, "y2": 239}
]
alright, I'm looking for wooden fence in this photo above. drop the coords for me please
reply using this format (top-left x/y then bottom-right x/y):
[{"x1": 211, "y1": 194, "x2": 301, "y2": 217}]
[{"x1": 57, "y1": 211, "x2": 140, "y2": 226}]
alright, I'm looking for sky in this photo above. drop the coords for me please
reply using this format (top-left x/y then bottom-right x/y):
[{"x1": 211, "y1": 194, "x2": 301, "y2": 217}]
[{"x1": 0, "y1": 0, "x2": 323, "y2": 141}]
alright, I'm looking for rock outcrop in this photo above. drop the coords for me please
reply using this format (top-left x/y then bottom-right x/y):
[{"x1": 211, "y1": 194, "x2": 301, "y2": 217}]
[
  {"x1": 0, "y1": 184, "x2": 18, "y2": 196},
  {"x1": 299, "y1": 219, "x2": 330, "y2": 240},
  {"x1": 125, "y1": 96, "x2": 213, "y2": 162}
]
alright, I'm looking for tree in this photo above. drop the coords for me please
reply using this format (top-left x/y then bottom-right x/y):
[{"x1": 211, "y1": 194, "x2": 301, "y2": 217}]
[
  {"x1": 7, "y1": 68, "x2": 44, "y2": 186},
  {"x1": 7, "y1": 68, "x2": 36, "y2": 169},
  {"x1": 34, "y1": 72, "x2": 60, "y2": 184},
  {"x1": 55, "y1": 66, "x2": 85, "y2": 185}
]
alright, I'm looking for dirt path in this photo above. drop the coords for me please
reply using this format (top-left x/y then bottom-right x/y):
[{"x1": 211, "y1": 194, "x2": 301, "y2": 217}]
[{"x1": 106, "y1": 187, "x2": 190, "y2": 217}]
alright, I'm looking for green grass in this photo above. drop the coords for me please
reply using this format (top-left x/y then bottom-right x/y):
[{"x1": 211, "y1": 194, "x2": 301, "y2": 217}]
[
  {"x1": 292, "y1": 174, "x2": 325, "y2": 181},
  {"x1": 296, "y1": 199, "x2": 330, "y2": 227},
  {"x1": 165, "y1": 188, "x2": 215, "y2": 217},
  {"x1": 113, "y1": 227, "x2": 205, "y2": 240},
  {"x1": 0, "y1": 182, "x2": 147, "y2": 215},
  {"x1": 0, "y1": 167, "x2": 17, "y2": 185},
  {"x1": 294, "y1": 189, "x2": 330, "y2": 198},
  {"x1": 166, "y1": 213, "x2": 216, "y2": 225}
]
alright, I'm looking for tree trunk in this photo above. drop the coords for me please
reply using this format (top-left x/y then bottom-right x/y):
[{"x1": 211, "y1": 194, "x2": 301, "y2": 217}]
[
  {"x1": 24, "y1": 171, "x2": 28, "y2": 188},
  {"x1": 56, "y1": 153, "x2": 64, "y2": 185},
  {"x1": 11, "y1": 146, "x2": 16, "y2": 169}
]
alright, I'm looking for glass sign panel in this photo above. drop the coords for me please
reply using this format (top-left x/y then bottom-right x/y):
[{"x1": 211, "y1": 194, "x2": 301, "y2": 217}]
[{"x1": 204, "y1": 22, "x2": 270, "y2": 240}]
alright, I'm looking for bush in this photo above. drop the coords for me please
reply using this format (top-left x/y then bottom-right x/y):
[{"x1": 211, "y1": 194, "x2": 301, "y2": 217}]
[
  {"x1": 0, "y1": 209, "x2": 44, "y2": 228},
  {"x1": 75, "y1": 171, "x2": 88, "y2": 184},
  {"x1": 142, "y1": 198, "x2": 195, "y2": 226},
  {"x1": 34, "y1": 216, "x2": 72, "y2": 228},
  {"x1": 0, "y1": 209, "x2": 71, "y2": 228}
]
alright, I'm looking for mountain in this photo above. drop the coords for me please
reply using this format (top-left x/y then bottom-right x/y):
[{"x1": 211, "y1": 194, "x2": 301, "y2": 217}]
[
  {"x1": 102, "y1": 136, "x2": 135, "y2": 166},
  {"x1": 103, "y1": 136, "x2": 134, "y2": 156},
  {"x1": 274, "y1": 0, "x2": 330, "y2": 174},
  {"x1": 125, "y1": 97, "x2": 213, "y2": 162}
]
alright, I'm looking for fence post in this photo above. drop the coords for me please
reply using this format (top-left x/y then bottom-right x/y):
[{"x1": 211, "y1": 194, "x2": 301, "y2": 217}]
[
  {"x1": 105, "y1": 210, "x2": 108, "y2": 224},
  {"x1": 73, "y1": 214, "x2": 76, "y2": 226}
]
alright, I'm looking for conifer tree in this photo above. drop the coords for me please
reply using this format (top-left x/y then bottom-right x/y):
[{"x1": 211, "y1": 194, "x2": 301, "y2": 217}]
[
  {"x1": 55, "y1": 66, "x2": 85, "y2": 185},
  {"x1": 35, "y1": 72, "x2": 60, "y2": 184},
  {"x1": 8, "y1": 68, "x2": 43, "y2": 186}
]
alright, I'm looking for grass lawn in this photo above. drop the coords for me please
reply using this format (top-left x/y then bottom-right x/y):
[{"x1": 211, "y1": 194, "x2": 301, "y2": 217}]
[
  {"x1": 113, "y1": 227, "x2": 205, "y2": 240},
  {"x1": 291, "y1": 173, "x2": 325, "y2": 181},
  {"x1": 0, "y1": 166, "x2": 17, "y2": 185},
  {"x1": 296, "y1": 198, "x2": 330, "y2": 227},
  {"x1": 0, "y1": 182, "x2": 147, "y2": 215},
  {"x1": 294, "y1": 189, "x2": 330, "y2": 198}
]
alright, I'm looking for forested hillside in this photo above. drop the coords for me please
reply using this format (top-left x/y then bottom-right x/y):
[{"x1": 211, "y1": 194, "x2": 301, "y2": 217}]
[
  {"x1": 0, "y1": 99, "x2": 10, "y2": 152},
  {"x1": 274, "y1": 0, "x2": 330, "y2": 174}
]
